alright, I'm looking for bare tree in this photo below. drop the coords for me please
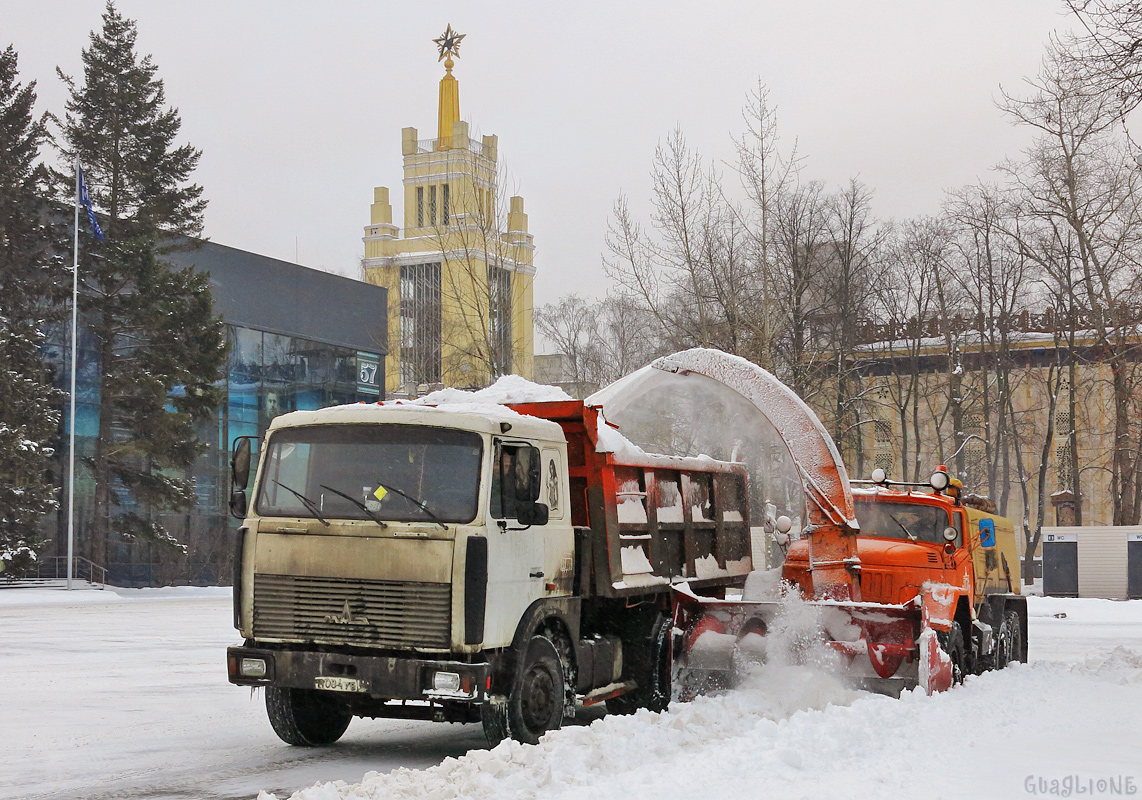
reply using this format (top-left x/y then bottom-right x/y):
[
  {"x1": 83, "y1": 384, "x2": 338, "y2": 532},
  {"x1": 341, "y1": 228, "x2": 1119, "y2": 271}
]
[
  {"x1": 733, "y1": 82, "x2": 802, "y2": 371},
  {"x1": 876, "y1": 217, "x2": 947, "y2": 481},
  {"x1": 605, "y1": 126, "x2": 766, "y2": 362},
  {"x1": 1001, "y1": 42, "x2": 1142, "y2": 525},
  {"x1": 594, "y1": 293, "x2": 669, "y2": 384},
  {"x1": 1062, "y1": 1, "x2": 1142, "y2": 126},
  {"x1": 535, "y1": 292, "x2": 669, "y2": 392},
  {"x1": 535, "y1": 294, "x2": 599, "y2": 390},
  {"x1": 944, "y1": 185, "x2": 1037, "y2": 510},
  {"x1": 818, "y1": 179, "x2": 890, "y2": 473},
  {"x1": 768, "y1": 180, "x2": 830, "y2": 397}
]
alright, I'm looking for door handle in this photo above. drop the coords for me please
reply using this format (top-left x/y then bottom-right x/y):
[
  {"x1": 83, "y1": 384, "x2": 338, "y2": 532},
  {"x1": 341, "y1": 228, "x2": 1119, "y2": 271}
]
[{"x1": 529, "y1": 570, "x2": 544, "y2": 579}]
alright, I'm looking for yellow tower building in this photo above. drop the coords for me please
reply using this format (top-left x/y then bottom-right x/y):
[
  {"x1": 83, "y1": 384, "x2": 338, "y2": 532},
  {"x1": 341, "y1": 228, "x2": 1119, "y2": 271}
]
[{"x1": 362, "y1": 25, "x2": 536, "y2": 395}]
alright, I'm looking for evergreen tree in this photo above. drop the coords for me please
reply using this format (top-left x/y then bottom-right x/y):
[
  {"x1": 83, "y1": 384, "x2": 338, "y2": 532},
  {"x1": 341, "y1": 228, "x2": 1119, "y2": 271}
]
[
  {"x1": 0, "y1": 45, "x2": 65, "y2": 576},
  {"x1": 57, "y1": 3, "x2": 225, "y2": 565}
]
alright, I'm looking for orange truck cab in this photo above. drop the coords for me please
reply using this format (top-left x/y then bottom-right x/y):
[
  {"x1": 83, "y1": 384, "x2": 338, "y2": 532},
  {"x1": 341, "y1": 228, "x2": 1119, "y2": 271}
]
[{"x1": 783, "y1": 469, "x2": 1028, "y2": 680}]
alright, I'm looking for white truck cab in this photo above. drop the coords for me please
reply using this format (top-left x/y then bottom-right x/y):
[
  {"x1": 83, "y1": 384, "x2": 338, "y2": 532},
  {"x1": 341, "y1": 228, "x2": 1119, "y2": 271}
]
[{"x1": 227, "y1": 400, "x2": 751, "y2": 746}]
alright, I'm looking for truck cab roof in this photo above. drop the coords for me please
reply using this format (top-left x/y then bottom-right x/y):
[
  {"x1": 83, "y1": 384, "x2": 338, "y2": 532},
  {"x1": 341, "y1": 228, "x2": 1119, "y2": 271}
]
[{"x1": 268, "y1": 401, "x2": 567, "y2": 443}]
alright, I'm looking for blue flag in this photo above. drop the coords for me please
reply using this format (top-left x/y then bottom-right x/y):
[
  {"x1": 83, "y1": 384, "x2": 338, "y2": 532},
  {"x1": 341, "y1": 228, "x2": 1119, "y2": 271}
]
[{"x1": 77, "y1": 165, "x2": 105, "y2": 242}]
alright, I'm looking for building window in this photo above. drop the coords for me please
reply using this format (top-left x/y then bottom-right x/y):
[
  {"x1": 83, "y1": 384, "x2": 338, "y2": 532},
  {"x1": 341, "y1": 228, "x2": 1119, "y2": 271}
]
[
  {"x1": 873, "y1": 419, "x2": 893, "y2": 477},
  {"x1": 401, "y1": 263, "x2": 442, "y2": 386},
  {"x1": 442, "y1": 183, "x2": 450, "y2": 225},
  {"x1": 1055, "y1": 373, "x2": 1073, "y2": 433},
  {"x1": 1056, "y1": 441, "x2": 1073, "y2": 492},
  {"x1": 417, "y1": 186, "x2": 424, "y2": 228},
  {"x1": 964, "y1": 414, "x2": 986, "y2": 489},
  {"x1": 429, "y1": 185, "x2": 437, "y2": 226},
  {"x1": 488, "y1": 264, "x2": 511, "y2": 377}
]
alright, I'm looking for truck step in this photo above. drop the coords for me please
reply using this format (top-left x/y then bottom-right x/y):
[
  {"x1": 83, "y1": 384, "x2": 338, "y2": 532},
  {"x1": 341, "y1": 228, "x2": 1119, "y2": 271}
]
[{"x1": 581, "y1": 680, "x2": 637, "y2": 707}]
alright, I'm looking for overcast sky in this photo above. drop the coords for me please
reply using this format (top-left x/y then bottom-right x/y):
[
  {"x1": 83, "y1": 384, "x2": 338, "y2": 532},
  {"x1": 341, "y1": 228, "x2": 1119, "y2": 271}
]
[{"x1": 6, "y1": 1, "x2": 1077, "y2": 308}]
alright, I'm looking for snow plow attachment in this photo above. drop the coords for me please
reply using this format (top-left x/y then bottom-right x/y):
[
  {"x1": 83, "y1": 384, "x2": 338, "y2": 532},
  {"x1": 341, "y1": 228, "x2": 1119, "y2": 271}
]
[{"x1": 671, "y1": 582, "x2": 956, "y2": 698}]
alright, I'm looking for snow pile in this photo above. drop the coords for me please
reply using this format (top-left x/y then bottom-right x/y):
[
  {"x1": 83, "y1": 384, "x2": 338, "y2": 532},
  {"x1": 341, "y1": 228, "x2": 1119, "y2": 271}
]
[
  {"x1": 259, "y1": 661, "x2": 860, "y2": 800},
  {"x1": 261, "y1": 596, "x2": 1142, "y2": 800},
  {"x1": 412, "y1": 375, "x2": 571, "y2": 406},
  {"x1": 265, "y1": 640, "x2": 1142, "y2": 800}
]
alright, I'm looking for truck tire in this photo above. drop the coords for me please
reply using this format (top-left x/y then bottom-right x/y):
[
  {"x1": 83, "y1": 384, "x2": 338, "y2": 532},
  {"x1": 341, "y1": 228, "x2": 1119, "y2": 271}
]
[
  {"x1": 507, "y1": 633, "x2": 566, "y2": 745},
  {"x1": 608, "y1": 615, "x2": 671, "y2": 715},
  {"x1": 938, "y1": 622, "x2": 967, "y2": 685},
  {"x1": 265, "y1": 687, "x2": 352, "y2": 746},
  {"x1": 1001, "y1": 609, "x2": 1023, "y2": 667}
]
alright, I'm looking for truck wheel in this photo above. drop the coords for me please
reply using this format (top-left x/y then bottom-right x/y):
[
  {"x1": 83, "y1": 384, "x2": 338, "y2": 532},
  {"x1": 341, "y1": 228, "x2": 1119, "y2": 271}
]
[
  {"x1": 608, "y1": 615, "x2": 671, "y2": 715},
  {"x1": 938, "y1": 622, "x2": 967, "y2": 685},
  {"x1": 265, "y1": 687, "x2": 352, "y2": 746},
  {"x1": 1002, "y1": 609, "x2": 1023, "y2": 666},
  {"x1": 507, "y1": 633, "x2": 566, "y2": 745}
]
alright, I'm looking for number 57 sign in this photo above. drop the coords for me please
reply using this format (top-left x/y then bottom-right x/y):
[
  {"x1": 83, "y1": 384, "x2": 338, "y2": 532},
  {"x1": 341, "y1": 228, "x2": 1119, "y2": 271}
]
[{"x1": 356, "y1": 352, "x2": 380, "y2": 396}]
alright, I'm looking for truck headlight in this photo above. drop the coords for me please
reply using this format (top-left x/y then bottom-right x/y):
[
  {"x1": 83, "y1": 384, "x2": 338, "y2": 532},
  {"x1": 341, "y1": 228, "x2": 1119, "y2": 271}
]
[
  {"x1": 433, "y1": 671, "x2": 461, "y2": 692},
  {"x1": 241, "y1": 657, "x2": 267, "y2": 678}
]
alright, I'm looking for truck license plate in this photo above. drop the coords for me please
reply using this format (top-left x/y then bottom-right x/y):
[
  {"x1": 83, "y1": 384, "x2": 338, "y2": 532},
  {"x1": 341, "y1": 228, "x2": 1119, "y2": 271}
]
[{"x1": 314, "y1": 676, "x2": 366, "y2": 693}]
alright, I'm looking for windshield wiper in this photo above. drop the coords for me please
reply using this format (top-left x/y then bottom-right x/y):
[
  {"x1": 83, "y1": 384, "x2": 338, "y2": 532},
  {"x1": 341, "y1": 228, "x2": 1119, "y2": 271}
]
[
  {"x1": 319, "y1": 484, "x2": 388, "y2": 529},
  {"x1": 889, "y1": 514, "x2": 918, "y2": 542},
  {"x1": 272, "y1": 480, "x2": 330, "y2": 526},
  {"x1": 374, "y1": 479, "x2": 447, "y2": 529}
]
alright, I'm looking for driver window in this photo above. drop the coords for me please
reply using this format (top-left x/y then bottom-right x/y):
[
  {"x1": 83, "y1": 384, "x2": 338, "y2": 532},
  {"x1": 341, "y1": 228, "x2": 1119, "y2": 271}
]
[{"x1": 490, "y1": 443, "x2": 526, "y2": 520}]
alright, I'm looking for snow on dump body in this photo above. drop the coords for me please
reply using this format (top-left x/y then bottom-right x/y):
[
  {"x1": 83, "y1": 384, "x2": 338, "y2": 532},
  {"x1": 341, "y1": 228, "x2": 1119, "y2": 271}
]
[{"x1": 414, "y1": 374, "x2": 573, "y2": 405}]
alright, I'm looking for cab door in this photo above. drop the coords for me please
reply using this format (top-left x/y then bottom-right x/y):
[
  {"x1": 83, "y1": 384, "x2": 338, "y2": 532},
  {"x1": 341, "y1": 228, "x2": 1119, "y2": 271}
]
[
  {"x1": 540, "y1": 445, "x2": 575, "y2": 596},
  {"x1": 482, "y1": 440, "x2": 548, "y2": 648}
]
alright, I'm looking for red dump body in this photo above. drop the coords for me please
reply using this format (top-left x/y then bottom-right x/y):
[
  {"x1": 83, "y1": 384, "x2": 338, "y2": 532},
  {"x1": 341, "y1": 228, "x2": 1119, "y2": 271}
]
[{"x1": 508, "y1": 400, "x2": 753, "y2": 600}]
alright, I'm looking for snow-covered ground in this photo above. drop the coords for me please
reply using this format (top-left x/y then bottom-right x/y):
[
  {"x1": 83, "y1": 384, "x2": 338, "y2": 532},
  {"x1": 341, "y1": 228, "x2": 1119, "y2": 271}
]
[
  {"x1": 2, "y1": 587, "x2": 1141, "y2": 800},
  {"x1": 0, "y1": 587, "x2": 487, "y2": 800}
]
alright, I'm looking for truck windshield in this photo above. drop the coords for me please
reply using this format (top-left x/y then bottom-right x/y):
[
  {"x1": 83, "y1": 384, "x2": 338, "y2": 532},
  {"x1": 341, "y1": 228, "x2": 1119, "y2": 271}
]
[
  {"x1": 256, "y1": 424, "x2": 483, "y2": 524},
  {"x1": 855, "y1": 500, "x2": 951, "y2": 545}
]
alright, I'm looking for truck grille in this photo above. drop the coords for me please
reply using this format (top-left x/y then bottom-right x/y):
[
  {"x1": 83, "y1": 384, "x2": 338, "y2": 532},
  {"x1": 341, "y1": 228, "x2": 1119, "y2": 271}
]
[{"x1": 253, "y1": 574, "x2": 451, "y2": 649}]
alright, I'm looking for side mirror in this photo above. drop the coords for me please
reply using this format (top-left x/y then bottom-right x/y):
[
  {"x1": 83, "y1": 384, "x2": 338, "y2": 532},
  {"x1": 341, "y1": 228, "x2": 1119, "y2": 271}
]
[
  {"x1": 229, "y1": 489, "x2": 248, "y2": 519},
  {"x1": 518, "y1": 502, "x2": 549, "y2": 527},
  {"x1": 229, "y1": 437, "x2": 254, "y2": 520},
  {"x1": 943, "y1": 526, "x2": 958, "y2": 543},
  {"x1": 231, "y1": 437, "x2": 252, "y2": 490}
]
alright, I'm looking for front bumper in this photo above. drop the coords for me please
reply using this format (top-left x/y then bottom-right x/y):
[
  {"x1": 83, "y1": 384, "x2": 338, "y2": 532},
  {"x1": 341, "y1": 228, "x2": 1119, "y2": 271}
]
[{"x1": 226, "y1": 645, "x2": 489, "y2": 702}]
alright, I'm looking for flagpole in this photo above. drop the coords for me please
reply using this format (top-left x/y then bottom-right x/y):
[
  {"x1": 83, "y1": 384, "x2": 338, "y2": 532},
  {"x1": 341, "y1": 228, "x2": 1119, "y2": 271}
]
[{"x1": 67, "y1": 157, "x2": 79, "y2": 591}]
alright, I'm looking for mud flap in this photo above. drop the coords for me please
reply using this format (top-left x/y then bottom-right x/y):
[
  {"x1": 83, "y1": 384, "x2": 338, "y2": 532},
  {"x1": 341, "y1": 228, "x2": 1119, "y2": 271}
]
[
  {"x1": 916, "y1": 583, "x2": 957, "y2": 695},
  {"x1": 918, "y1": 628, "x2": 953, "y2": 695}
]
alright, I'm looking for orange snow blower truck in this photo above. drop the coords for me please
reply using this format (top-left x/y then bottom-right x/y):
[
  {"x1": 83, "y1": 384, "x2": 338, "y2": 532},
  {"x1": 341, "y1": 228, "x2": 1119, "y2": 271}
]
[
  {"x1": 644, "y1": 349, "x2": 1028, "y2": 698},
  {"x1": 673, "y1": 466, "x2": 1028, "y2": 696}
]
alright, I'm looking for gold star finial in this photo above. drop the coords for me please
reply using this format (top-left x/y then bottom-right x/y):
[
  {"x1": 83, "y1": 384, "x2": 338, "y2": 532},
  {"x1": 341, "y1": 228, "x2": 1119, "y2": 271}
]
[{"x1": 433, "y1": 24, "x2": 466, "y2": 62}]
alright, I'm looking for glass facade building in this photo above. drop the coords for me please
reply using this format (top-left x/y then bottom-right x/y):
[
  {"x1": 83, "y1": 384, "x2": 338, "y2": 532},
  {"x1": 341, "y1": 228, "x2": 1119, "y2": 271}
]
[{"x1": 44, "y1": 242, "x2": 387, "y2": 586}]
